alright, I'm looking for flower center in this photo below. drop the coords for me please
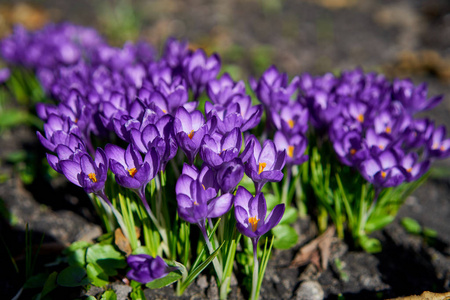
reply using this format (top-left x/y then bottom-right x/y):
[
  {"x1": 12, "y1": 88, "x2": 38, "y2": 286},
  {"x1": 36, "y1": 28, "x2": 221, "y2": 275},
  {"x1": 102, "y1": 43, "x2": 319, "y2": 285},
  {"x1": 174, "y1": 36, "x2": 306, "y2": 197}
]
[
  {"x1": 381, "y1": 171, "x2": 387, "y2": 179},
  {"x1": 258, "y1": 162, "x2": 267, "y2": 174},
  {"x1": 88, "y1": 173, "x2": 97, "y2": 183},
  {"x1": 406, "y1": 167, "x2": 412, "y2": 173},
  {"x1": 378, "y1": 145, "x2": 384, "y2": 150},
  {"x1": 432, "y1": 143, "x2": 439, "y2": 150},
  {"x1": 441, "y1": 145, "x2": 446, "y2": 151},
  {"x1": 385, "y1": 126, "x2": 392, "y2": 134},
  {"x1": 188, "y1": 130, "x2": 195, "y2": 139},
  {"x1": 162, "y1": 109, "x2": 167, "y2": 114},
  {"x1": 287, "y1": 145, "x2": 294, "y2": 158},
  {"x1": 350, "y1": 148, "x2": 356, "y2": 155},
  {"x1": 357, "y1": 114, "x2": 364, "y2": 123},
  {"x1": 287, "y1": 119, "x2": 295, "y2": 129},
  {"x1": 248, "y1": 216, "x2": 260, "y2": 232},
  {"x1": 128, "y1": 168, "x2": 137, "y2": 177}
]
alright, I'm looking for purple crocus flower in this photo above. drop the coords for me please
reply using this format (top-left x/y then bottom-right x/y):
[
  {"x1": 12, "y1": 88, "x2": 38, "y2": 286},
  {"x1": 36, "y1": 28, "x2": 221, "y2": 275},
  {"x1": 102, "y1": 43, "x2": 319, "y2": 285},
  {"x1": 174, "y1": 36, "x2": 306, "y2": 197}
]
[
  {"x1": 0, "y1": 68, "x2": 10, "y2": 83},
  {"x1": 270, "y1": 102, "x2": 309, "y2": 136},
  {"x1": 200, "y1": 128, "x2": 242, "y2": 169},
  {"x1": 250, "y1": 65, "x2": 299, "y2": 111},
  {"x1": 183, "y1": 48, "x2": 221, "y2": 99},
  {"x1": 400, "y1": 153, "x2": 430, "y2": 182},
  {"x1": 332, "y1": 130, "x2": 367, "y2": 167},
  {"x1": 234, "y1": 186, "x2": 285, "y2": 240},
  {"x1": 215, "y1": 158, "x2": 245, "y2": 194},
  {"x1": 273, "y1": 131, "x2": 308, "y2": 166},
  {"x1": 173, "y1": 107, "x2": 215, "y2": 164},
  {"x1": 59, "y1": 148, "x2": 108, "y2": 194},
  {"x1": 105, "y1": 143, "x2": 160, "y2": 202},
  {"x1": 207, "y1": 73, "x2": 246, "y2": 106},
  {"x1": 241, "y1": 135, "x2": 286, "y2": 193},
  {"x1": 393, "y1": 79, "x2": 443, "y2": 115},
  {"x1": 358, "y1": 150, "x2": 406, "y2": 188},
  {"x1": 127, "y1": 254, "x2": 174, "y2": 284},
  {"x1": 426, "y1": 125, "x2": 450, "y2": 159}
]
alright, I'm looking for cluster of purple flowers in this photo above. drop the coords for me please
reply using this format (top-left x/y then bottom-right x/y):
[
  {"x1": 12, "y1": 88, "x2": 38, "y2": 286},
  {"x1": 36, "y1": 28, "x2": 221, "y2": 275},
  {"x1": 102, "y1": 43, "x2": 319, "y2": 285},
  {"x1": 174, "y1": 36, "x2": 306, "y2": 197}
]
[
  {"x1": 0, "y1": 23, "x2": 287, "y2": 244},
  {"x1": 3, "y1": 22, "x2": 449, "y2": 284},
  {"x1": 296, "y1": 69, "x2": 449, "y2": 188}
]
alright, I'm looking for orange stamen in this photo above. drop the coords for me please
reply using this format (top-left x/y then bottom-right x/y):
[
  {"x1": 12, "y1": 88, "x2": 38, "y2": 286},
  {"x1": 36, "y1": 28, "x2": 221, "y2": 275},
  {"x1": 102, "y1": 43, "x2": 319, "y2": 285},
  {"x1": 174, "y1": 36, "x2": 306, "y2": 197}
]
[
  {"x1": 162, "y1": 109, "x2": 167, "y2": 114},
  {"x1": 385, "y1": 126, "x2": 392, "y2": 134},
  {"x1": 406, "y1": 168, "x2": 412, "y2": 173},
  {"x1": 258, "y1": 162, "x2": 267, "y2": 174},
  {"x1": 378, "y1": 145, "x2": 384, "y2": 150},
  {"x1": 350, "y1": 148, "x2": 356, "y2": 155},
  {"x1": 381, "y1": 171, "x2": 386, "y2": 178},
  {"x1": 188, "y1": 130, "x2": 195, "y2": 139},
  {"x1": 440, "y1": 145, "x2": 446, "y2": 151},
  {"x1": 357, "y1": 114, "x2": 364, "y2": 123},
  {"x1": 88, "y1": 173, "x2": 97, "y2": 183},
  {"x1": 248, "y1": 216, "x2": 260, "y2": 232},
  {"x1": 287, "y1": 145, "x2": 294, "y2": 158},
  {"x1": 287, "y1": 119, "x2": 295, "y2": 129},
  {"x1": 432, "y1": 143, "x2": 439, "y2": 150},
  {"x1": 128, "y1": 168, "x2": 137, "y2": 177}
]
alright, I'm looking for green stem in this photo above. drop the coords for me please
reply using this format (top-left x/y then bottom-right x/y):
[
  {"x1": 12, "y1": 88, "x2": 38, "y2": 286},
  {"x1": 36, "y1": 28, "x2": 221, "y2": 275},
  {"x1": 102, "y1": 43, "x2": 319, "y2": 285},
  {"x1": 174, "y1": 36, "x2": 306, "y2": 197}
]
[
  {"x1": 199, "y1": 222, "x2": 223, "y2": 284},
  {"x1": 250, "y1": 238, "x2": 260, "y2": 300}
]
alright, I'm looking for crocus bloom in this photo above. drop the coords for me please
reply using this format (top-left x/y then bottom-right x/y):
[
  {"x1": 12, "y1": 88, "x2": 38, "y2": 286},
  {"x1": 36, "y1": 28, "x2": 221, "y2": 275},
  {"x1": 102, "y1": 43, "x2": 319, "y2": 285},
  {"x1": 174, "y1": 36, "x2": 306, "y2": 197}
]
[
  {"x1": 126, "y1": 254, "x2": 173, "y2": 284},
  {"x1": 59, "y1": 148, "x2": 108, "y2": 194},
  {"x1": 200, "y1": 128, "x2": 242, "y2": 169},
  {"x1": 358, "y1": 150, "x2": 405, "y2": 188},
  {"x1": 105, "y1": 143, "x2": 160, "y2": 199},
  {"x1": 241, "y1": 135, "x2": 286, "y2": 193},
  {"x1": 215, "y1": 158, "x2": 244, "y2": 194},
  {"x1": 207, "y1": 73, "x2": 246, "y2": 106},
  {"x1": 234, "y1": 186, "x2": 285, "y2": 240},
  {"x1": 0, "y1": 68, "x2": 10, "y2": 83},
  {"x1": 426, "y1": 125, "x2": 450, "y2": 159},
  {"x1": 173, "y1": 107, "x2": 215, "y2": 164},
  {"x1": 273, "y1": 131, "x2": 308, "y2": 166},
  {"x1": 183, "y1": 48, "x2": 221, "y2": 99}
]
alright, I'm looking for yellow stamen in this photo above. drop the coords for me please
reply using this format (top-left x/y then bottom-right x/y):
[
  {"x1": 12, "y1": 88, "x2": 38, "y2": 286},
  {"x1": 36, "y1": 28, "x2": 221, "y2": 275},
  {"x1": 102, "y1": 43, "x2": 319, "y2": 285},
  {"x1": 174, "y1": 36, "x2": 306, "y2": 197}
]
[
  {"x1": 128, "y1": 168, "x2": 137, "y2": 177},
  {"x1": 287, "y1": 145, "x2": 294, "y2": 158},
  {"x1": 287, "y1": 119, "x2": 295, "y2": 129},
  {"x1": 357, "y1": 114, "x2": 364, "y2": 123},
  {"x1": 378, "y1": 145, "x2": 384, "y2": 150},
  {"x1": 162, "y1": 109, "x2": 167, "y2": 114},
  {"x1": 202, "y1": 184, "x2": 206, "y2": 190},
  {"x1": 381, "y1": 171, "x2": 386, "y2": 179},
  {"x1": 406, "y1": 168, "x2": 412, "y2": 173},
  {"x1": 385, "y1": 126, "x2": 392, "y2": 134},
  {"x1": 258, "y1": 162, "x2": 267, "y2": 174},
  {"x1": 248, "y1": 216, "x2": 260, "y2": 232},
  {"x1": 88, "y1": 173, "x2": 97, "y2": 183},
  {"x1": 193, "y1": 201, "x2": 199, "y2": 206},
  {"x1": 74, "y1": 118, "x2": 79, "y2": 123},
  {"x1": 350, "y1": 148, "x2": 356, "y2": 155},
  {"x1": 440, "y1": 145, "x2": 446, "y2": 151},
  {"x1": 188, "y1": 130, "x2": 195, "y2": 139}
]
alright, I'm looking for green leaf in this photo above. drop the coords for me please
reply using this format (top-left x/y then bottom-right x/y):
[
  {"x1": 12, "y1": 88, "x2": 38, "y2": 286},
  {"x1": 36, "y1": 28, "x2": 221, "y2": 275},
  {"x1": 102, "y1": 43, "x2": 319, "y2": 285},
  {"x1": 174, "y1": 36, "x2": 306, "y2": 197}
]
[
  {"x1": 67, "y1": 247, "x2": 88, "y2": 267},
  {"x1": 365, "y1": 215, "x2": 395, "y2": 233},
  {"x1": 41, "y1": 272, "x2": 58, "y2": 298},
  {"x1": 179, "y1": 242, "x2": 224, "y2": 294},
  {"x1": 132, "y1": 246, "x2": 152, "y2": 256},
  {"x1": 86, "y1": 263, "x2": 109, "y2": 287},
  {"x1": 86, "y1": 244, "x2": 127, "y2": 277},
  {"x1": 265, "y1": 193, "x2": 278, "y2": 211},
  {"x1": 423, "y1": 227, "x2": 437, "y2": 238},
  {"x1": 57, "y1": 266, "x2": 90, "y2": 287},
  {"x1": 401, "y1": 217, "x2": 422, "y2": 235},
  {"x1": 86, "y1": 297, "x2": 97, "y2": 300},
  {"x1": 145, "y1": 271, "x2": 182, "y2": 289},
  {"x1": 279, "y1": 206, "x2": 298, "y2": 225},
  {"x1": 101, "y1": 290, "x2": 117, "y2": 300},
  {"x1": 359, "y1": 236, "x2": 382, "y2": 253},
  {"x1": 130, "y1": 287, "x2": 146, "y2": 300},
  {"x1": 63, "y1": 241, "x2": 92, "y2": 254},
  {"x1": 24, "y1": 273, "x2": 48, "y2": 289},
  {"x1": 271, "y1": 224, "x2": 298, "y2": 249}
]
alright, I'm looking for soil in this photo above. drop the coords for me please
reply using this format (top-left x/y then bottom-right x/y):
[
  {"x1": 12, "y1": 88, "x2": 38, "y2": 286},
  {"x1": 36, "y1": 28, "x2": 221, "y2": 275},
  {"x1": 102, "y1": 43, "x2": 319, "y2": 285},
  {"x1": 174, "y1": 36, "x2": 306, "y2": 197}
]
[{"x1": 1, "y1": 0, "x2": 450, "y2": 299}]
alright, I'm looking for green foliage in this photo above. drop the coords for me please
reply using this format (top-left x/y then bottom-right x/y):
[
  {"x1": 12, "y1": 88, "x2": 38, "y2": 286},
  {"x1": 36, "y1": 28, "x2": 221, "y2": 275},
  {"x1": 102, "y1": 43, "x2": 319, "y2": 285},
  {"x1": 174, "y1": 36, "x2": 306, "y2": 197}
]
[
  {"x1": 57, "y1": 266, "x2": 90, "y2": 287},
  {"x1": 271, "y1": 224, "x2": 298, "y2": 249}
]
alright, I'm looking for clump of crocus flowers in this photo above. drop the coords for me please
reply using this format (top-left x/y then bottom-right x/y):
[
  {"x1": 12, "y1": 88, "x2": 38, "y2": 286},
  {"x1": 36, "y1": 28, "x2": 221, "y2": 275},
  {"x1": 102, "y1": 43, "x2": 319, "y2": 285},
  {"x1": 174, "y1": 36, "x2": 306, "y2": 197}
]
[{"x1": 1, "y1": 22, "x2": 449, "y2": 298}]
